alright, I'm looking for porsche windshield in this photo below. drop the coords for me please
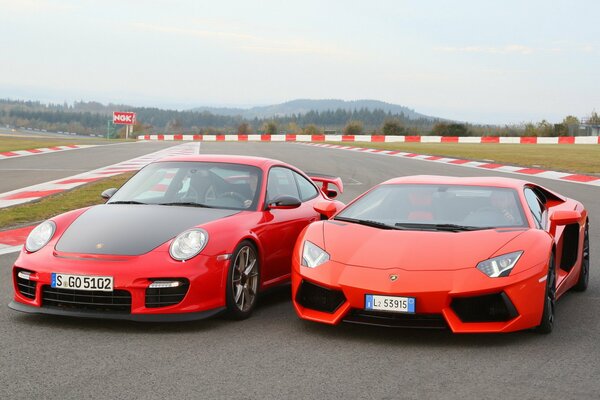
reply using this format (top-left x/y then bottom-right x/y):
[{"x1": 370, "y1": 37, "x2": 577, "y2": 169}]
[
  {"x1": 108, "y1": 162, "x2": 263, "y2": 210},
  {"x1": 335, "y1": 184, "x2": 528, "y2": 230}
]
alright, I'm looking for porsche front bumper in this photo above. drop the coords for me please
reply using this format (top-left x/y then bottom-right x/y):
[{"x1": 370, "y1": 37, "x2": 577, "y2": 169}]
[
  {"x1": 8, "y1": 300, "x2": 225, "y2": 322},
  {"x1": 10, "y1": 247, "x2": 230, "y2": 322}
]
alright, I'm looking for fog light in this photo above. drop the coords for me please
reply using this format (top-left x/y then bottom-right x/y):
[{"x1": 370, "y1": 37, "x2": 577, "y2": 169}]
[
  {"x1": 17, "y1": 271, "x2": 32, "y2": 280},
  {"x1": 149, "y1": 281, "x2": 181, "y2": 289}
]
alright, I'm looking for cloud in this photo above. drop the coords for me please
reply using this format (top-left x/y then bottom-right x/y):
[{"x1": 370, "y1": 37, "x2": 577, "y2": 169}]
[
  {"x1": 131, "y1": 22, "x2": 260, "y2": 43},
  {"x1": 0, "y1": 0, "x2": 75, "y2": 13},
  {"x1": 131, "y1": 22, "x2": 353, "y2": 57},
  {"x1": 437, "y1": 42, "x2": 596, "y2": 56},
  {"x1": 436, "y1": 45, "x2": 533, "y2": 55}
]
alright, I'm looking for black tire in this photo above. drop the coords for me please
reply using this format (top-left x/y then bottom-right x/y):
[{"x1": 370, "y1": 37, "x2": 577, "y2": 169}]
[
  {"x1": 573, "y1": 222, "x2": 590, "y2": 292},
  {"x1": 226, "y1": 241, "x2": 260, "y2": 320},
  {"x1": 536, "y1": 253, "x2": 556, "y2": 334}
]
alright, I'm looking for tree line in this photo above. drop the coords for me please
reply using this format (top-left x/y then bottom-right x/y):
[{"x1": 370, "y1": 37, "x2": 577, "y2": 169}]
[{"x1": 0, "y1": 99, "x2": 597, "y2": 137}]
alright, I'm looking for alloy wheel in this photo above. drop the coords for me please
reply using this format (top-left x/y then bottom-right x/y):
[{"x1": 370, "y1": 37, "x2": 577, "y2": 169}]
[{"x1": 231, "y1": 245, "x2": 259, "y2": 312}]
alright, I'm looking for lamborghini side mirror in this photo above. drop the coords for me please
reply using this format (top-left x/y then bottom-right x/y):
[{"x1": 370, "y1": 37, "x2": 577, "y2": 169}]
[{"x1": 550, "y1": 210, "x2": 581, "y2": 226}]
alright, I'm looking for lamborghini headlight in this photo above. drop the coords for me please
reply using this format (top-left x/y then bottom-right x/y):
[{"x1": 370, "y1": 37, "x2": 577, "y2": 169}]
[
  {"x1": 169, "y1": 229, "x2": 209, "y2": 261},
  {"x1": 25, "y1": 220, "x2": 56, "y2": 252},
  {"x1": 476, "y1": 251, "x2": 523, "y2": 278},
  {"x1": 302, "y1": 241, "x2": 330, "y2": 268}
]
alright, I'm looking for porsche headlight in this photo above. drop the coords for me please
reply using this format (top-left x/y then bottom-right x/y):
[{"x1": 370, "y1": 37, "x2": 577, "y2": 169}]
[
  {"x1": 25, "y1": 220, "x2": 56, "y2": 252},
  {"x1": 476, "y1": 251, "x2": 523, "y2": 278},
  {"x1": 302, "y1": 241, "x2": 330, "y2": 268},
  {"x1": 169, "y1": 229, "x2": 209, "y2": 261}
]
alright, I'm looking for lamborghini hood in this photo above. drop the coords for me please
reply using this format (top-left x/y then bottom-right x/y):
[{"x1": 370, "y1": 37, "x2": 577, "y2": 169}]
[
  {"x1": 55, "y1": 204, "x2": 239, "y2": 256},
  {"x1": 322, "y1": 221, "x2": 527, "y2": 271}
]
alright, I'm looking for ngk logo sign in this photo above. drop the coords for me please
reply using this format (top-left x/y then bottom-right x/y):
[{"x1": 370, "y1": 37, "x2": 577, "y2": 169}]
[{"x1": 113, "y1": 112, "x2": 136, "y2": 125}]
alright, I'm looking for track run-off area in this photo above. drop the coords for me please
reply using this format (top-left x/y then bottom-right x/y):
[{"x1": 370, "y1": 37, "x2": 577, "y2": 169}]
[{"x1": 1, "y1": 141, "x2": 599, "y2": 399}]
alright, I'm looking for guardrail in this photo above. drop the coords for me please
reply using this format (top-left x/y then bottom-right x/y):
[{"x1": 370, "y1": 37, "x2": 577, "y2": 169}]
[{"x1": 138, "y1": 134, "x2": 600, "y2": 144}]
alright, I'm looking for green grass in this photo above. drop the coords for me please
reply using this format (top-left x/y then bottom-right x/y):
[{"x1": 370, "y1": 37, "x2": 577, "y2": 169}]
[
  {"x1": 0, "y1": 173, "x2": 134, "y2": 230},
  {"x1": 331, "y1": 142, "x2": 600, "y2": 175}
]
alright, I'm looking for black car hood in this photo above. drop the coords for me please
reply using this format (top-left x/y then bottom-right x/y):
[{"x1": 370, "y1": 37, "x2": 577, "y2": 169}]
[{"x1": 55, "y1": 204, "x2": 239, "y2": 256}]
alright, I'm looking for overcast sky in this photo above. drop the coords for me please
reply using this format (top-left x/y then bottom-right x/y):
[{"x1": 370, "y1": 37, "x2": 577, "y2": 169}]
[{"x1": 0, "y1": 0, "x2": 598, "y2": 124}]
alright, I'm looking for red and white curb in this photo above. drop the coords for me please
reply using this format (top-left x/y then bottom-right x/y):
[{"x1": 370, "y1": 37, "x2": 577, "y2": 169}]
[
  {"x1": 0, "y1": 226, "x2": 35, "y2": 255},
  {"x1": 0, "y1": 145, "x2": 98, "y2": 160},
  {"x1": 301, "y1": 143, "x2": 600, "y2": 187},
  {"x1": 138, "y1": 134, "x2": 600, "y2": 144},
  {"x1": 0, "y1": 142, "x2": 201, "y2": 209}
]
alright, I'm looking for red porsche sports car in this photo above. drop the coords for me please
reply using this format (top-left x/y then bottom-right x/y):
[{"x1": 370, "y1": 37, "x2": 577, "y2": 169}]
[
  {"x1": 292, "y1": 176, "x2": 590, "y2": 333},
  {"x1": 10, "y1": 155, "x2": 343, "y2": 321}
]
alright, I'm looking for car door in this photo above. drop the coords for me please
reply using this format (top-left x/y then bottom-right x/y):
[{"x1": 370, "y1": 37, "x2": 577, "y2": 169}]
[
  {"x1": 526, "y1": 185, "x2": 580, "y2": 293},
  {"x1": 257, "y1": 166, "x2": 321, "y2": 286},
  {"x1": 523, "y1": 186, "x2": 568, "y2": 286}
]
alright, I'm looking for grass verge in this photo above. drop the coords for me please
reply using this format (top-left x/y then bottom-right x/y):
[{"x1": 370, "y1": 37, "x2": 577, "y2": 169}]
[
  {"x1": 329, "y1": 142, "x2": 600, "y2": 175},
  {"x1": 0, "y1": 173, "x2": 134, "y2": 230}
]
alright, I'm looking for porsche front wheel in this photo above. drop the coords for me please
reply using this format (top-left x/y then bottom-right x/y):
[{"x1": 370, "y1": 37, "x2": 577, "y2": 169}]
[
  {"x1": 536, "y1": 253, "x2": 556, "y2": 334},
  {"x1": 226, "y1": 241, "x2": 260, "y2": 320}
]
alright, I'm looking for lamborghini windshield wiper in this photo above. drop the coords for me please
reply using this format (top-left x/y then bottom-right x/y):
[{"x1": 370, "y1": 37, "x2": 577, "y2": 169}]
[
  {"x1": 158, "y1": 202, "x2": 215, "y2": 208},
  {"x1": 108, "y1": 200, "x2": 149, "y2": 205},
  {"x1": 334, "y1": 216, "x2": 406, "y2": 230},
  {"x1": 394, "y1": 223, "x2": 494, "y2": 232}
]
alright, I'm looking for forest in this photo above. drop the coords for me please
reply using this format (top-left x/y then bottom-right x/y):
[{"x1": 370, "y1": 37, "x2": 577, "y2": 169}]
[{"x1": 1, "y1": 99, "x2": 595, "y2": 138}]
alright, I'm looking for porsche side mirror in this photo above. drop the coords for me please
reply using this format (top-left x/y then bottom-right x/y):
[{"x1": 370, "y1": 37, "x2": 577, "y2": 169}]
[
  {"x1": 326, "y1": 189, "x2": 338, "y2": 199},
  {"x1": 314, "y1": 201, "x2": 338, "y2": 219},
  {"x1": 268, "y1": 195, "x2": 301, "y2": 210},
  {"x1": 550, "y1": 210, "x2": 581, "y2": 226},
  {"x1": 101, "y1": 188, "x2": 118, "y2": 200}
]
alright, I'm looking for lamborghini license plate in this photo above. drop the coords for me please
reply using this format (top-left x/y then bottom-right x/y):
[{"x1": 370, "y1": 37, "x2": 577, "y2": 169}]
[
  {"x1": 51, "y1": 273, "x2": 113, "y2": 292},
  {"x1": 365, "y1": 294, "x2": 415, "y2": 313}
]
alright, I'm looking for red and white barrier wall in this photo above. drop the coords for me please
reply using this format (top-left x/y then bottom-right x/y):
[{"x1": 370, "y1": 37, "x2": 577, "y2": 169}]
[{"x1": 138, "y1": 134, "x2": 600, "y2": 144}]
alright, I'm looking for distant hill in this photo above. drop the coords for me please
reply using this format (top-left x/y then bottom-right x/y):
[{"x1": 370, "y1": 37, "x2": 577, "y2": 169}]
[{"x1": 191, "y1": 99, "x2": 434, "y2": 120}]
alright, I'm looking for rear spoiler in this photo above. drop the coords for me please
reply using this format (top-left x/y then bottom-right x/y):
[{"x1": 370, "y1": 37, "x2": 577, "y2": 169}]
[{"x1": 307, "y1": 173, "x2": 343, "y2": 198}]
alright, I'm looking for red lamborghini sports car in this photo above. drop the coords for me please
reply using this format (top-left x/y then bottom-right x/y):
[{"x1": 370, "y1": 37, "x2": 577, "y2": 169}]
[
  {"x1": 292, "y1": 176, "x2": 590, "y2": 333},
  {"x1": 10, "y1": 155, "x2": 343, "y2": 321}
]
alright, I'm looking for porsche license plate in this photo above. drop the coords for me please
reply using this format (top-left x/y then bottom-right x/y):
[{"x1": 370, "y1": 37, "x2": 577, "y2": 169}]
[
  {"x1": 365, "y1": 294, "x2": 415, "y2": 313},
  {"x1": 51, "y1": 273, "x2": 113, "y2": 292}
]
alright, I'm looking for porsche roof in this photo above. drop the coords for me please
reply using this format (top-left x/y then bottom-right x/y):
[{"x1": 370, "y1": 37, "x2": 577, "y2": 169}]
[{"x1": 153, "y1": 154, "x2": 285, "y2": 168}]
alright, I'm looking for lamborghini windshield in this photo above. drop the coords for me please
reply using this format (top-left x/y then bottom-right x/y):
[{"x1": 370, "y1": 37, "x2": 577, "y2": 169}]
[
  {"x1": 335, "y1": 184, "x2": 528, "y2": 230},
  {"x1": 108, "y1": 161, "x2": 263, "y2": 210}
]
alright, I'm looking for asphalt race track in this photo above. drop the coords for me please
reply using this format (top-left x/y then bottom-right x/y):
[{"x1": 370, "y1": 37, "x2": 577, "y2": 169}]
[
  {"x1": 0, "y1": 141, "x2": 175, "y2": 193},
  {"x1": 1, "y1": 142, "x2": 599, "y2": 399}
]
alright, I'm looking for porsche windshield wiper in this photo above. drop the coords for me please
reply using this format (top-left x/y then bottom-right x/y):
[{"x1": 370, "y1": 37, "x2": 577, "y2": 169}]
[
  {"x1": 158, "y1": 202, "x2": 215, "y2": 208},
  {"x1": 394, "y1": 223, "x2": 493, "y2": 232},
  {"x1": 334, "y1": 216, "x2": 405, "y2": 230},
  {"x1": 108, "y1": 200, "x2": 149, "y2": 205}
]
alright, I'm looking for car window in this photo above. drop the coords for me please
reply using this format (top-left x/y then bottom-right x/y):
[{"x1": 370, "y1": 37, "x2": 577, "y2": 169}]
[
  {"x1": 294, "y1": 171, "x2": 319, "y2": 201},
  {"x1": 267, "y1": 167, "x2": 300, "y2": 202},
  {"x1": 524, "y1": 187, "x2": 545, "y2": 229},
  {"x1": 336, "y1": 184, "x2": 527, "y2": 229},
  {"x1": 109, "y1": 161, "x2": 262, "y2": 210},
  {"x1": 128, "y1": 167, "x2": 179, "y2": 201}
]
